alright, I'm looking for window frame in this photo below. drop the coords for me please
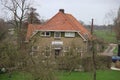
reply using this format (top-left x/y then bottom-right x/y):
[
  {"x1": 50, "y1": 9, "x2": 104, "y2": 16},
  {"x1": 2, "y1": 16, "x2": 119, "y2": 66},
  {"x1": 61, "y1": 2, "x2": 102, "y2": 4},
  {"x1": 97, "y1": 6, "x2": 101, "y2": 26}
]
[
  {"x1": 41, "y1": 32, "x2": 51, "y2": 37},
  {"x1": 65, "y1": 32, "x2": 75, "y2": 37},
  {"x1": 54, "y1": 32, "x2": 61, "y2": 38}
]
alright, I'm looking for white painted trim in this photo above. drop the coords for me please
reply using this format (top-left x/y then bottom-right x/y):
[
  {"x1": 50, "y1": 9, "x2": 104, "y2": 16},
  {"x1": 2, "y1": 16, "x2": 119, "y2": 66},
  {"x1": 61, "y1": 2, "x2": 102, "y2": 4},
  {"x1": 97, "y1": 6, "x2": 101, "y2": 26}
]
[
  {"x1": 77, "y1": 32, "x2": 87, "y2": 41},
  {"x1": 38, "y1": 30, "x2": 78, "y2": 32},
  {"x1": 30, "y1": 30, "x2": 39, "y2": 39},
  {"x1": 28, "y1": 30, "x2": 87, "y2": 42}
]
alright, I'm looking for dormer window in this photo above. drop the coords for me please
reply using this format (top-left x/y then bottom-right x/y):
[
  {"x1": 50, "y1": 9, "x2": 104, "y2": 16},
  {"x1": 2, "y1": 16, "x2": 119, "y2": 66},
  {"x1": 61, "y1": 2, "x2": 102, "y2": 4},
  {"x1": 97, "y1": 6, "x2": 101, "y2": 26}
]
[
  {"x1": 65, "y1": 32, "x2": 75, "y2": 37},
  {"x1": 54, "y1": 32, "x2": 61, "y2": 38},
  {"x1": 41, "y1": 32, "x2": 50, "y2": 37}
]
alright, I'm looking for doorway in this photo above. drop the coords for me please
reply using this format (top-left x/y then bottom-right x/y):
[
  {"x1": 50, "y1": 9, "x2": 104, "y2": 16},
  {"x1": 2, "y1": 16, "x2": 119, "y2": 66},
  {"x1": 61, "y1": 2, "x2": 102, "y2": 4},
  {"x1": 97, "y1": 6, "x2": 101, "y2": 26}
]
[{"x1": 55, "y1": 49, "x2": 61, "y2": 58}]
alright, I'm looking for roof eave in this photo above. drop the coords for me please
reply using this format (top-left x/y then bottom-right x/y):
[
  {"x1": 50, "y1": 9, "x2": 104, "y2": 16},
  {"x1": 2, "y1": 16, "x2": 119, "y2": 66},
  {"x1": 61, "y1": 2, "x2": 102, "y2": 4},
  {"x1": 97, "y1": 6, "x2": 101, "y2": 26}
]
[{"x1": 77, "y1": 32, "x2": 87, "y2": 41}]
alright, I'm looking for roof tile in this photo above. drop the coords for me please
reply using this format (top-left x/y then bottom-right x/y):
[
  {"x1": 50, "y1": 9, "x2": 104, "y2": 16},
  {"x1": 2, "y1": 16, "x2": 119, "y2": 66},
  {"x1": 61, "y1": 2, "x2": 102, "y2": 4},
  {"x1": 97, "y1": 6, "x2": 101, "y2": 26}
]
[{"x1": 26, "y1": 10, "x2": 91, "y2": 41}]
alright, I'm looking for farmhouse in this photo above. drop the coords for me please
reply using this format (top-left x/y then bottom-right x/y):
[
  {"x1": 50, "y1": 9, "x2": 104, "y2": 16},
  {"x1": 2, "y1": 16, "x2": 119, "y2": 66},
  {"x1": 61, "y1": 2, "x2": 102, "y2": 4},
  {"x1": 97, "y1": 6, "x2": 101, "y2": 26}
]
[{"x1": 26, "y1": 9, "x2": 91, "y2": 57}]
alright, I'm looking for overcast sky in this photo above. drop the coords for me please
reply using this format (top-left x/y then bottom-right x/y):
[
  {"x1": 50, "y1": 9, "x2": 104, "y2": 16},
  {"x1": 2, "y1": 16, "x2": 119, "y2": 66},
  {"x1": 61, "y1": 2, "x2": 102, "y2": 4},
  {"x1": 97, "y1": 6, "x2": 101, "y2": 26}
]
[
  {"x1": 32, "y1": 0, "x2": 120, "y2": 25},
  {"x1": 0, "y1": 0, "x2": 120, "y2": 25}
]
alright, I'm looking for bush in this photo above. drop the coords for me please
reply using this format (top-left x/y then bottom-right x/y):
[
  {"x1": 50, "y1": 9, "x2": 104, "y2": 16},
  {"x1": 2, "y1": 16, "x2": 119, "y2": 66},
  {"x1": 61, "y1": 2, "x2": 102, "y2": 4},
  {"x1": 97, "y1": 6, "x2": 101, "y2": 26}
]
[
  {"x1": 81, "y1": 57, "x2": 93, "y2": 72},
  {"x1": 81, "y1": 55, "x2": 112, "y2": 72},
  {"x1": 56, "y1": 55, "x2": 81, "y2": 71},
  {"x1": 0, "y1": 68, "x2": 7, "y2": 74},
  {"x1": 115, "y1": 60, "x2": 120, "y2": 68}
]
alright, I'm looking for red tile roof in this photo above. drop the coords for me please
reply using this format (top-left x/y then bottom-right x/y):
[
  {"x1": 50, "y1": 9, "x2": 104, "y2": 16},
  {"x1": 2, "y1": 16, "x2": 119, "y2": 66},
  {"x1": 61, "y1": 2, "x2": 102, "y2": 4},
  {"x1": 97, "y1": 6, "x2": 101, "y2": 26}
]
[
  {"x1": 26, "y1": 10, "x2": 91, "y2": 41},
  {"x1": 26, "y1": 24, "x2": 42, "y2": 41}
]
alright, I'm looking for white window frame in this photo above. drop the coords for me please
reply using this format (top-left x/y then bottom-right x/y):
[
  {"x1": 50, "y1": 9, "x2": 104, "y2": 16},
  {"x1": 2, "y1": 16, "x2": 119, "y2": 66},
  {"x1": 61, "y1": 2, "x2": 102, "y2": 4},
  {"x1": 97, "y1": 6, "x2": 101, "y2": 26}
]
[
  {"x1": 65, "y1": 32, "x2": 75, "y2": 37},
  {"x1": 41, "y1": 32, "x2": 50, "y2": 37},
  {"x1": 54, "y1": 32, "x2": 61, "y2": 38}
]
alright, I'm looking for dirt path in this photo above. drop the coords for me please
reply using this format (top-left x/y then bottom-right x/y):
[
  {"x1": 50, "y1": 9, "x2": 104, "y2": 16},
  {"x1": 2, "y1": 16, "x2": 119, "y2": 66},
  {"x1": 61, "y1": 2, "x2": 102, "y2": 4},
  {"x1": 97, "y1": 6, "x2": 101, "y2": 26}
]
[{"x1": 101, "y1": 44, "x2": 117, "y2": 56}]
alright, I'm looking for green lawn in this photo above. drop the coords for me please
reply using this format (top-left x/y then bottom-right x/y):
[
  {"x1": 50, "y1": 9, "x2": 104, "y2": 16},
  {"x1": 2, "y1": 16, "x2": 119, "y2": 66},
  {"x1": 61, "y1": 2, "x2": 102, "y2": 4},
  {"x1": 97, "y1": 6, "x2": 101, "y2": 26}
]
[
  {"x1": 0, "y1": 71, "x2": 33, "y2": 80},
  {"x1": 57, "y1": 70, "x2": 120, "y2": 80},
  {"x1": 1, "y1": 70, "x2": 120, "y2": 80},
  {"x1": 94, "y1": 30, "x2": 117, "y2": 43}
]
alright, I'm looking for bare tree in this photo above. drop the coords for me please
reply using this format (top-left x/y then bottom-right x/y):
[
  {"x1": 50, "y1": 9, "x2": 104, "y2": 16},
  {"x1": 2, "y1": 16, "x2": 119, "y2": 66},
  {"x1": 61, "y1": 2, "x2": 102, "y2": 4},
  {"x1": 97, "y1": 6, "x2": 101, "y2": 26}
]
[
  {"x1": 0, "y1": 19, "x2": 7, "y2": 41},
  {"x1": 104, "y1": 10, "x2": 116, "y2": 32},
  {"x1": 114, "y1": 7, "x2": 120, "y2": 56},
  {"x1": 0, "y1": 0, "x2": 33, "y2": 48}
]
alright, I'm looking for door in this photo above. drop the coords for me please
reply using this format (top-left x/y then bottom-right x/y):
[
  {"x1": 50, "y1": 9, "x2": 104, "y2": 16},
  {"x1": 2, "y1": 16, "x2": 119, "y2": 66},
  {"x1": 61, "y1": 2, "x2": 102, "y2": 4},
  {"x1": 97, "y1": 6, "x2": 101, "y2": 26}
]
[{"x1": 55, "y1": 49, "x2": 60, "y2": 58}]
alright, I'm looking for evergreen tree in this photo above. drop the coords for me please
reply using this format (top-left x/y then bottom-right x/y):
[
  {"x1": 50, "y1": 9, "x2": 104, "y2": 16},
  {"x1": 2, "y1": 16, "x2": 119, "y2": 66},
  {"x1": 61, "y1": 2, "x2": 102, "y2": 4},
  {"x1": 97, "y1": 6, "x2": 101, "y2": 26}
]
[{"x1": 25, "y1": 7, "x2": 41, "y2": 24}]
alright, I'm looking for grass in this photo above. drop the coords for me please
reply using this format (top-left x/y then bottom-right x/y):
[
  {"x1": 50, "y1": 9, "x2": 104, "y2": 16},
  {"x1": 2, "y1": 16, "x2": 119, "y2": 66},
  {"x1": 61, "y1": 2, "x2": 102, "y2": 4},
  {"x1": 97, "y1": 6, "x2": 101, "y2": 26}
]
[
  {"x1": 94, "y1": 30, "x2": 117, "y2": 43},
  {"x1": 0, "y1": 71, "x2": 33, "y2": 80},
  {"x1": 0, "y1": 70, "x2": 120, "y2": 80},
  {"x1": 57, "y1": 70, "x2": 120, "y2": 80}
]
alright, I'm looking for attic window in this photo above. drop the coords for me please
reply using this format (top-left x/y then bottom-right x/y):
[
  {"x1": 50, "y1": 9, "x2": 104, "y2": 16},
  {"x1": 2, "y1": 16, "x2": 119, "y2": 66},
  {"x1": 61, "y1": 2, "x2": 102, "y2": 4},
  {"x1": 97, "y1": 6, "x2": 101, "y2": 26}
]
[
  {"x1": 41, "y1": 32, "x2": 50, "y2": 37},
  {"x1": 54, "y1": 32, "x2": 61, "y2": 38},
  {"x1": 65, "y1": 32, "x2": 75, "y2": 37}
]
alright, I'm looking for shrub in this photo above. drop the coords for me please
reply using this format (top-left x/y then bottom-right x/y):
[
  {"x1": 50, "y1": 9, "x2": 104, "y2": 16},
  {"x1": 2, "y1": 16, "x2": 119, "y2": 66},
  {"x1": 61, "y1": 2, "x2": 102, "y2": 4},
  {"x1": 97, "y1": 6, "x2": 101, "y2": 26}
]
[
  {"x1": 115, "y1": 60, "x2": 120, "y2": 68},
  {"x1": 81, "y1": 56, "x2": 93, "y2": 72},
  {"x1": 56, "y1": 55, "x2": 81, "y2": 71},
  {"x1": 81, "y1": 55, "x2": 112, "y2": 72}
]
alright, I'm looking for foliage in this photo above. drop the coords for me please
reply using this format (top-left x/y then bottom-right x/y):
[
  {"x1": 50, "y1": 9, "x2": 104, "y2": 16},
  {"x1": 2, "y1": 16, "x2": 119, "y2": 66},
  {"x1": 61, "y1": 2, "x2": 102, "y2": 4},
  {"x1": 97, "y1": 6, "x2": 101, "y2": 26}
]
[
  {"x1": 0, "y1": 42, "x2": 18, "y2": 68},
  {"x1": 25, "y1": 7, "x2": 41, "y2": 24},
  {"x1": 81, "y1": 56, "x2": 112, "y2": 72},
  {"x1": 115, "y1": 61, "x2": 120, "y2": 68},
  {"x1": 114, "y1": 7, "x2": 120, "y2": 40},
  {"x1": 114, "y1": 7, "x2": 120, "y2": 56},
  {"x1": 0, "y1": 19, "x2": 7, "y2": 41},
  {"x1": 56, "y1": 43, "x2": 81, "y2": 72},
  {"x1": 25, "y1": 56, "x2": 56, "y2": 80},
  {"x1": 56, "y1": 55, "x2": 81, "y2": 71},
  {"x1": 1, "y1": 0, "x2": 33, "y2": 48}
]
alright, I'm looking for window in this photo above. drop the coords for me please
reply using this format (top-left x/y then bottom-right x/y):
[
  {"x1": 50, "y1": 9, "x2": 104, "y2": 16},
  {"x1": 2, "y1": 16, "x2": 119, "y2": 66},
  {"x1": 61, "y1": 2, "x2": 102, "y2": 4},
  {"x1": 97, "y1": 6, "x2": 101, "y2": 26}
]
[
  {"x1": 54, "y1": 32, "x2": 61, "y2": 38},
  {"x1": 41, "y1": 32, "x2": 50, "y2": 37},
  {"x1": 63, "y1": 47, "x2": 70, "y2": 52},
  {"x1": 65, "y1": 32, "x2": 75, "y2": 37}
]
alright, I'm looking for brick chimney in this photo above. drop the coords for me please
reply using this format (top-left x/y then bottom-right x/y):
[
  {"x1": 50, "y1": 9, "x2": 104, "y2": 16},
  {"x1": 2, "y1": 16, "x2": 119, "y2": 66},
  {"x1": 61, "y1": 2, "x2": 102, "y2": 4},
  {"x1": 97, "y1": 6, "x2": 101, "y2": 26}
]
[{"x1": 59, "y1": 9, "x2": 64, "y2": 13}]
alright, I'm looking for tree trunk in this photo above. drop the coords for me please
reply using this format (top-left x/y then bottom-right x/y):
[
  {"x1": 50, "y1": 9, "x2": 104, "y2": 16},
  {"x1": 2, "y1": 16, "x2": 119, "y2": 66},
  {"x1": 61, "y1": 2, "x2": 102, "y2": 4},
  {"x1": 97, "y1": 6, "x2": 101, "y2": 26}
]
[
  {"x1": 118, "y1": 44, "x2": 120, "y2": 56},
  {"x1": 92, "y1": 40, "x2": 96, "y2": 80},
  {"x1": 91, "y1": 19, "x2": 96, "y2": 80}
]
